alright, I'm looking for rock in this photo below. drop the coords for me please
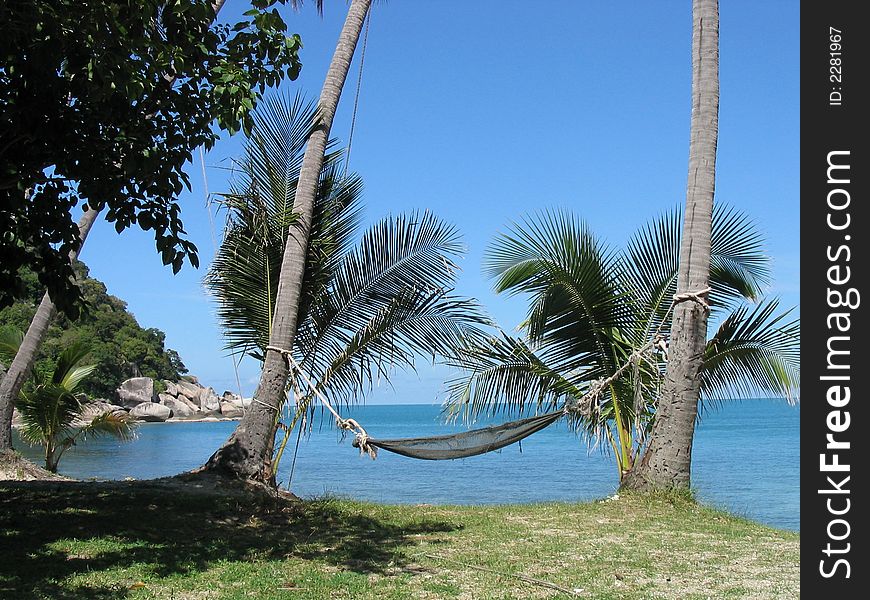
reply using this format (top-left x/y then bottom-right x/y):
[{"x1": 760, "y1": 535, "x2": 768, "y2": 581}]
[
  {"x1": 159, "y1": 394, "x2": 194, "y2": 418},
  {"x1": 221, "y1": 390, "x2": 242, "y2": 403},
  {"x1": 87, "y1": 400, "x2": 126, "y2": 414},
  {"x1": 117, "y1": 377, "x2": 157, "y2": 408},
  {"x1": 130, "y1": 402, "x2": 172, "y2": 422},
  {"x1": 220, "y1": 401, "x2": 244, "y2": 418},
  {"x1": 176, "y1": 395, "x2": 200, "y2": 413},
  {"x1": 175, "y1": 380, "x2": 202, "y2": 401},
  {"x1": 162, "y1": 381, "x2": 180, "y2": 397},
  {"x1": 198, "y1": 386, "x2": 220, "y2": 412}
]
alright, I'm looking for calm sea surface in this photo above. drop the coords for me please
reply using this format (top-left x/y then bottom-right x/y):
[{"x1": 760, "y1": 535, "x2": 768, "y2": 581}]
[{"x1": 14, "y1": 399, "x2": 799, "y2": 531}]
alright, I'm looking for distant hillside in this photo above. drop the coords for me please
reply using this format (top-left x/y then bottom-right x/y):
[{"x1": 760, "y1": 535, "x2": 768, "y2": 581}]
[{"x1": 0, "y1": 262, "x2": 186, "y2": 398}]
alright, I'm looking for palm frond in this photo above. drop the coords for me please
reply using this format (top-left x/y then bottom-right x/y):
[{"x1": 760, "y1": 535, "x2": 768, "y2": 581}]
[
  {"x1": 75, "y1": 407, "x2": 138, "y2": 442},
  {"x1": 444, "y1": 332, "x2": 591, "y2": 420},
  {"x1": 0, "y1": 327, "x2": 23, "y2": 365},
  {"x1": 299, "y1": 211, "x2": 471, "y2": 375},
  {"x1": 701, "y1": 299, "x2": 800, "y2": 405},
  {"x1": 17, "y1": 384, "x2": 81, "y2": 446},
  {"x1": 304, "y1": 288, "x2": 489, "y2": 409},
  {"x1": 52, "y1": 341, "x2": 93, "y2": 389},
  {"x1": 484, "y1": 211, "x2": 627, "y2": 371},
  {"x1": 207, "y1": 91, "x2": 362, "y2": 358},
  {"x1": 623, "y1": 204, "x2": 772, "y2": 334}
]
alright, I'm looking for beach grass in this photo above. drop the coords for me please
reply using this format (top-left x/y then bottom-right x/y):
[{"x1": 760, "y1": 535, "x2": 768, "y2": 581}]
[{"x1": 0, "y1": 480, "x2": 798, "y2": 599}]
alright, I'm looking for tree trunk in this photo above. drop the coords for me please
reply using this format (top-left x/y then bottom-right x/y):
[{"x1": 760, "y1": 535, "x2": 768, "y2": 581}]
[
  {"x1": 0, "y1": 207, "x2": 101, "y2": 451},
  {"x1": 201, "y1": 0, "x2": 373, "y2": 483},
  {"x1": 622, "y1": 0, "x2": 719, "y2": 491}
]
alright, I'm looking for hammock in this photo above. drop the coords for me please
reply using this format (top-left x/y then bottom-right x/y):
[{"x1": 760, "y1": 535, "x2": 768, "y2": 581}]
[
  {"x1": 353, "y1": 410, "x2": 563, "y2": 460},
  {"x1": 266, "y1": 290, "x2": 696, "y2": 463}
]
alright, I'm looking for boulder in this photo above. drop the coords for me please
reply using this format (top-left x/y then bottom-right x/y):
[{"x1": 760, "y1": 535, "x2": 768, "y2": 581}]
[
  {"x1": 198, "y1": 386, "x2": 221, "y2": 412},
  {"x1": 220, "y1": 401, "x2": 244, "y2": 418},
  {"x1": 117, "y1": 377, "x2": 157, "y2": 408},
  {"x1": 175, "y1": 380, "x2": 202, "y2": 401},
  {"x1": 176, "y1": 395, "x2": 200, "y2": 413},
  {"x1": 130, "y1": 401, "x2": 172, "y2": 422},
  {"x1": 159, "y1": 394, "x2": 194, "y2": 418},
  {"x1": 162, "y1": 381, "x2": 180, "y2": 397},
  {"x1": 221, "y1": 390, "x2": 242, "y2": 403}
]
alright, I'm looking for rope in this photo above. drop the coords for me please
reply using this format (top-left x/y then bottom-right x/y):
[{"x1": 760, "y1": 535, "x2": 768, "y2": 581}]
[
  {"x1": 265, "y1": 345, "x2": 377, "y2": 458},
  {"x1": 672, "y1": 286, "x2": 711, "y2": 311},
  {"x1": 342, "y1": 7, "x2": 372, "y2": 178}
]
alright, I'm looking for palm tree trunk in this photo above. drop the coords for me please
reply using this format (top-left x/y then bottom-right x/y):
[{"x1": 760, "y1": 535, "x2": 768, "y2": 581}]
[
  {"x1": 201, "y1": 0, "x2": 373, "y2": 482},
  {"x1": 0, "y1": 207, "x2": 101, "y2": 452},
  {"x1": 622, "y1": 0, "x2": 719, "y2": 491}
]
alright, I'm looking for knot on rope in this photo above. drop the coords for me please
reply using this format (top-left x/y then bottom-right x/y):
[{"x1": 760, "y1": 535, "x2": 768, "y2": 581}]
[
  {"x1": 339, "y1": 417, "x2": 377, "y2": 460},
  {"x1": 672, "y1": 287, "x2": 711, "y2": 312}
]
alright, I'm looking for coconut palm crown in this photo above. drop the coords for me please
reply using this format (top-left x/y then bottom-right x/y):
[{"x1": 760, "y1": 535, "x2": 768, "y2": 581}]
[
  {"x1": 445, "y1": 208, "x2": 799, "y2": 479},
  {"x1": 206, "y1": 93, "x2": 489, "y2": 463}
]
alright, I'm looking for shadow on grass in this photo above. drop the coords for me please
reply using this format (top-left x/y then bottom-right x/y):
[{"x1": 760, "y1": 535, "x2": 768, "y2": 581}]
[{"x1": 0, "y1": 479, "x2": 458, "y2": 599}]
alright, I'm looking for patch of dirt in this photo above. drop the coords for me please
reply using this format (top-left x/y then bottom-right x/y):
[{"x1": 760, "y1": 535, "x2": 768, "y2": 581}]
[{"x1": 0, "y1": 450, "x2": 69, "y2": 481}]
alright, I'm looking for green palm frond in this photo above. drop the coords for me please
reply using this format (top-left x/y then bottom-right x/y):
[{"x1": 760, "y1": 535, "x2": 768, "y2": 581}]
[
  {"x1": 75, "y1": 407, "x2": 138, "y2": 442},
  {"x1": 0, "y1": 327, "x2": 23, "y2": 365},
  {"x1": 299, "y1": 210, "x2": 471, "y2": 372},
  {"x1": 298, "y1": 211, "x2": 489, "y2": 404},
  {"x1": 17, "y1": 384, "x2": 81, "y2": 447},
  {"x1": 623, "y1": 204, "x2": 772, "y2": 334},
  {"x1": 484, "y1": 211, "x2": 627, "y2": 372},
  {"x1": 701, "y1": 299, "x2": 799, "y2": 405},
  {"x1": 207, "y1": 91, "x2": 362, "y2": 358},
  {"x1": 305, "y1": 288, "x2": 488, "y2": 409},
  {"x1": 444, "y1": 332, "x2": 591, "y2": 421}
]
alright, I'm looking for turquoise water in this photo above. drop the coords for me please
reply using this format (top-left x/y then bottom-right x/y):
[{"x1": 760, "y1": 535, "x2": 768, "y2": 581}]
[{"x1": 14, "y1": 399, "x2": 799, "y2": 531}]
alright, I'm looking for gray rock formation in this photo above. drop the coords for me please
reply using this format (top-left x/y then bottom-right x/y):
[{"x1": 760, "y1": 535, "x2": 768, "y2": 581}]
[
  {"x1": 158, "y1": 393, "x2": 194, "y2": 418},
  {"x1": 219, "y1": 401, "x2": 244, "y2": 418},
  {"x1": 117, "y1": 377, "x2": 157, "y2": 408},
  {"x1": 175, "y1": 380, "x2": 202, "y2": 402},
  {"x1": 130, "y1": 401, "x2": 172, "y2": 422},
  {"x1": 198, "y1": 386, "x2": 221, "y2": 412}
]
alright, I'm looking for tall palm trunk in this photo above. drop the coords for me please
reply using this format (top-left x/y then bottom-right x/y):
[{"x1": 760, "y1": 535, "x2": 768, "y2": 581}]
[
  {"x1": 0, "y1": 207, "x2": 101, "y2": 451},
  {"x1": 622, "y1": 0, "x2": 719, "y2": 491},
  {"x1": 202, "y1": 0, "x2": 373, "y2": 482}
]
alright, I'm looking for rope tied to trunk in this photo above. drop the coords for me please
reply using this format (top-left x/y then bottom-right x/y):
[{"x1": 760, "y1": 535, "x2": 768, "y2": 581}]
[
  {"x1": 672, "y1": 286, "x2": 711, "y2": 312},
  {"x1": 265, "y1": 345, "x2": 376, "y2": 458}
]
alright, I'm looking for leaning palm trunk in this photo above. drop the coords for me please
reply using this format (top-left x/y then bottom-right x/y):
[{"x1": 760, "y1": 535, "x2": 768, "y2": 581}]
[
  {"x1": 0, "y1": 207, "x2": 101, "y2": 452},
  {"x1": 202, "y1": 0, "x2": 372, "y2": 482},
  {"x1": 622, "y1": 0, "x2": 719, "y2": 490}
]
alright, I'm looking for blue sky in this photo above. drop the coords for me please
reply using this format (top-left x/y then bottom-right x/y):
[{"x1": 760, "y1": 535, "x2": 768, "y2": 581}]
[{"x1": 80, "y1": 1, "x2": 799, "y2": 402}]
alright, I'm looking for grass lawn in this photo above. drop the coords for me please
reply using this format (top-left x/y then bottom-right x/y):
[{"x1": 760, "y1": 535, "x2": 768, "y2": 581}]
[{"x1": 0, "y1": 479, "x2": 798, "y2": 599}]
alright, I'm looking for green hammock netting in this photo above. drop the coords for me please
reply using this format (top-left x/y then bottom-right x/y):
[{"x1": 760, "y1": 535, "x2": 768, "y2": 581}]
[{"x1": 354, "y1": 410, "x2": 564, "y2": 460}]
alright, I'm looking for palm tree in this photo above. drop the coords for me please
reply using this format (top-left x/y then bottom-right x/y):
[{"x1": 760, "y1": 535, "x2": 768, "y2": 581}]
[
  {"x1": 204, "y1": 0, "x2": 373, "y2": 482},
  {"x1": 201, "y1": 92, "x2": 487, "y2": 483},
  {"x1": 622, "y1": 0, "x2": 721, "y2": 491},
  {"x1": 446, "y1": 207, "x2": 798, "y2": 481},
  {"x1": 0, "y1": 334, "x2": 136, "y2": 473}
]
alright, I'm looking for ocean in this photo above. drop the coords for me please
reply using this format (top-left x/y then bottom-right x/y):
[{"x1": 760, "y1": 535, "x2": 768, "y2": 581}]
[{"x1": 13, "y1": 399, "x2": 799, "y2": 531}]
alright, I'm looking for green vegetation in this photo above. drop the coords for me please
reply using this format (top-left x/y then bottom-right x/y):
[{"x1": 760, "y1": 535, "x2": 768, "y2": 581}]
[
  {"x1": 0, "y1": 0, "x2": 303, "y2": 314},
  {"x1": 1, "y1": 338, "x2": 136, "y2": 472},
  {"x1": 447, "y1": 208, "x2": 799, "y2": 480},
  {"x1": 0, "y1": 263, "x2": 186, "y2": 399},
  {"x1": 0, "y1": 481, "x2": 799, "y2": 599}
]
